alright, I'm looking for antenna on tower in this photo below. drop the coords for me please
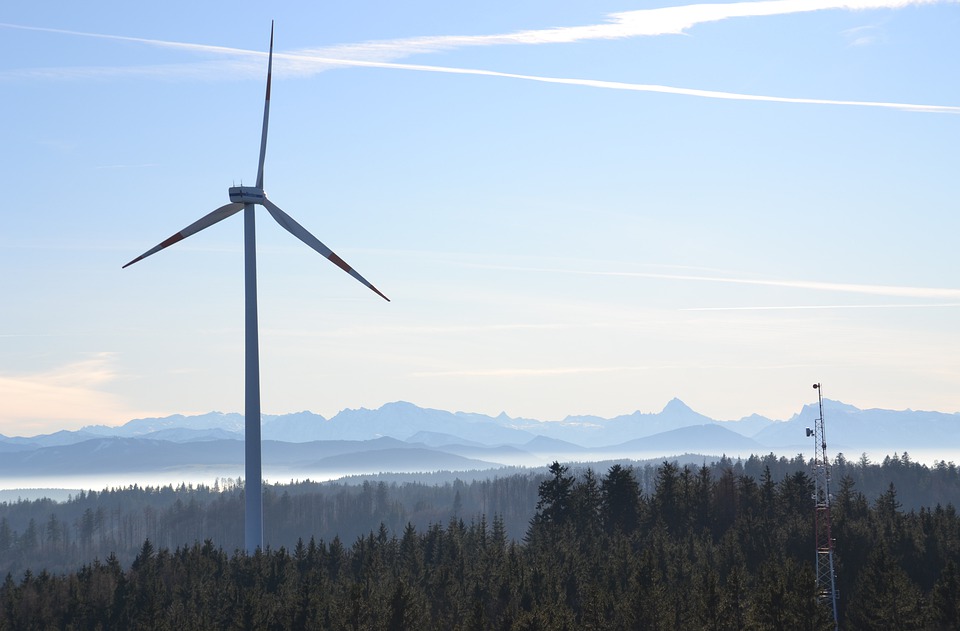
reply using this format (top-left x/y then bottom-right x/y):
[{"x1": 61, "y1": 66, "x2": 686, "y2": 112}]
[{"x1": 808, "y1": 383, "x2": 839, "y2": 629}]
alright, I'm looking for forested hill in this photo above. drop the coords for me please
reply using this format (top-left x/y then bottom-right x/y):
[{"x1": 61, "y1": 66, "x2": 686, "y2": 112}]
[
  {"x1": 2, "y1": 451, "x2": 960, "y2": 578},
  {"x1": 2, "y1": 454, "x2": 960, "y2": 629}
]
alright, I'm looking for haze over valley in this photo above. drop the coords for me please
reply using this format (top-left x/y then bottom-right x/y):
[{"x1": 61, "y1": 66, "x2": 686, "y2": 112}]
[{"x1": 3, "y1": 398, "x2": 958, "y2": 495}]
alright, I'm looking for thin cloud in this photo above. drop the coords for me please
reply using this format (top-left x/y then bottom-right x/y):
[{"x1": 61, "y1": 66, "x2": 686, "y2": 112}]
[
  {"x1": 479, "y1": 264, "x2": 960, "y2": 299},
  {"x1": 7, "y1": 0, "x2": 949, "y2": 63},
  {"x1": 683, "y1": 303, "x2": 960, "y2": 311},
  {"x1": 94, "y1": 163, "x2": 160, "y2": 170},
  {"x1": 0, "y1": 353, "x2": 147, "y2": 434},
  {"x1": 639, "y1": 273, "x2": 960, "y2": 298},
  {"x1": 412, "y1": 366, "x2": 651, "y2": 378},
  {"x1": 842, "y1": 24, "x2": 885, "y2": 46},
  {"x1": 295, "y1": 0, "x2": 953, "y2": 60},
  {"x1": 266, "y1": 322, "x2": 571, "y2": 338}
]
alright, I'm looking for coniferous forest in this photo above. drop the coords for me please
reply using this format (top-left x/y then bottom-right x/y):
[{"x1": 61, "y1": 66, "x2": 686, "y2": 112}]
[{"x1": 1, "y1": 453, "x2": 960, "y2": 629}]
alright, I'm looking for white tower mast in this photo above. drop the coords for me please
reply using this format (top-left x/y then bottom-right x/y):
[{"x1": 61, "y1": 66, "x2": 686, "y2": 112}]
[{"x1": 124, "y1": 24, "x2": 389, "y2": 554}]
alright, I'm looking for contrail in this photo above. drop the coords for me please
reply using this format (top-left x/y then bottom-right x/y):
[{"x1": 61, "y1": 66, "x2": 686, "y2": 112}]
[
  {"x1": 5, "y1": 39, "x2": 957, "y2": 113},
  {"x1": 3, "y1": 0, "x2": 959, "y2": 113},
  {"x1": 275, "y1": 53, "x2": 960, "y2": 113},
  {"x1": 0, "y1": 22, "x2": 263, "y2": 57},
  {"x1": 478, "y1": 264, "x2": 960, "y2": 299}
]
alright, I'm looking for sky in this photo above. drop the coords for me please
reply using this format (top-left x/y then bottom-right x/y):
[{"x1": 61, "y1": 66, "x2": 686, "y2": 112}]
[{"x1": 1, "y1": 0, "x2": 959, "y2": 436}]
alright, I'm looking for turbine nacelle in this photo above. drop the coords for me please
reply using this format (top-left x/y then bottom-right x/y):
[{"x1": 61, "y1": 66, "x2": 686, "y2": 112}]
[{"x1": 229, "y1": 186, "x2": 267, "y2": 205}]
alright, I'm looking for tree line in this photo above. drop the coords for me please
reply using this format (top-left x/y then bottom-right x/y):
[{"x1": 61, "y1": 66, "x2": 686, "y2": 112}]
[
  {"x1": 2, "y1": 452, "x2": 959, "y2": 577},
  {"x1": 0, "y1": 462, "x2": 960, "y2": 629},
  {"x1": 1, "y1": 454, "x2": 960, "y2": 628}
]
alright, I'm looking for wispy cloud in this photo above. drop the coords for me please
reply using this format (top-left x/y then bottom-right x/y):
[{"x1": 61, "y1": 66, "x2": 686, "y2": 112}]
[
  {"x1": 0, "y1": 353, "x2": 146, "y2": 434},
  {"x1": 842, "y1": 24, "x2": 885, "y2": 46},
  {"x1": 266, "y1": 322, "x2": 571, "y2": 338},
  {"x1": 641, "y1": 273, "x2": 960, "y2": 299},
  {"x1": 292, "y1": 0, "x2": 953, "y2": 60},
  {"x1": 412, "y1": 365, "x2": 650, "y2": 378},
  {"x1": 94, "y1": 163, "x2": 160, "y2": 170},
  {"x1": 7, "y1": 0, "x2": 950, "y2": 64},
  {"x1": 682, "y1": 303, "x2": 960, "y2": 311},
  {"x1": 479, "y1": 264, "x2": 960, "y2": 299},
  {"x1": 3, "y1": 0, "x2": 959, "y2": 113}
]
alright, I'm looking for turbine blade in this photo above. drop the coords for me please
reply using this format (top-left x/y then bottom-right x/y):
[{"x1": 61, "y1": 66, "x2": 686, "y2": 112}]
[
  {"x1": 262, "y1": 197, "x2": 390, "y2": 301},
  {"x1": 255, "y1": 21, "x2": 274, "y2": 190},
  {"x1": 122, "y1": 202, "x2": 244, "y2": 268}
]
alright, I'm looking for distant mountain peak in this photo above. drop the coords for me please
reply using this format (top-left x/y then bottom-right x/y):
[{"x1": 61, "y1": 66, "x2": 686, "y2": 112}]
[
  {"x1": 381, "y1": 400, "x2": 418, "y2": 410},
  {"x1": 821, "y1": 398, "x2": 861, "y2": 412},
  {"x1": 787, "y1": 398, "x2": 860, "y2": 423},
  {"x1": 661, "y1": 398, "x2": 694, "y2": 414}
]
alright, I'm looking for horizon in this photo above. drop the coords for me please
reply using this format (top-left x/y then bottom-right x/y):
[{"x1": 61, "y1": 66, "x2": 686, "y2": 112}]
[
  {"x1": 5, "y1": 394, "x2": 951, "y2": 439},
  {"x1": 4, "y1": 396, "x2": 960, "y2": 493},
  {"x1": 2, "y1": 0, "x2": 959, "y2": 436}
]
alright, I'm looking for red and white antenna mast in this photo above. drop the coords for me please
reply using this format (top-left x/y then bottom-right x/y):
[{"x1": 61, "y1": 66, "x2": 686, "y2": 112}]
[{"x1": 807, "y1": 383, "x2": 839, "y2": 629}]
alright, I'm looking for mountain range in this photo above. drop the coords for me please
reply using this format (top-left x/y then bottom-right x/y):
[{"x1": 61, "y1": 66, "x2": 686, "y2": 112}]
[{"x1": 2, "y1": 399, "x2": 958, "y2": 484}]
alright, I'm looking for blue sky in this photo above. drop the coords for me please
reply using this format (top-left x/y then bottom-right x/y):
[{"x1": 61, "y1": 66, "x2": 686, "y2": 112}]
[{"x1": 2, "y1": 0, "x2": 958, "y2": 435}]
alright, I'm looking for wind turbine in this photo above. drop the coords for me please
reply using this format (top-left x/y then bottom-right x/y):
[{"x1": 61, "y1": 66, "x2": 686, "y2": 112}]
[{"x1": 123, "y1": 23, "x2": 389, "y2": 554}]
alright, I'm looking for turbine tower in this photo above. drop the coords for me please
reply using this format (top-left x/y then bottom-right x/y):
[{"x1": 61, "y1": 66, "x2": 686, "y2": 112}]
[
  {"x1": 807, "y1": 383, "x2": 839, "y2": 629},
  {"x1": 123, "y1": 23, "x2": 389, "y2": 554}
]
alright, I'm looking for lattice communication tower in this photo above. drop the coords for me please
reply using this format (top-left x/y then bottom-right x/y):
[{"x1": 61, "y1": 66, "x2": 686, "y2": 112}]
[{"x1": 807, "y1": 383, "x2": 839, "y2": 629}]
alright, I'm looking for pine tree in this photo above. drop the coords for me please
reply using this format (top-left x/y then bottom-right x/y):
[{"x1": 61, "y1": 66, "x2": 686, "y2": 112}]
[
  {"x1": 0, "y1": 518, "x2": 11, "y2": 554},
  {"x1": 929, "y1": 559, "x2": 960, "y2": 629},
  {"x1": 600, "y1": 464, "x2": 641, "y2": 534},
  {"x1": 846, "y1": 543, "x2": 924, "y2": 630},
  {"x1": 534, "y1": 462, "x2": 575, "y2": 529}
]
